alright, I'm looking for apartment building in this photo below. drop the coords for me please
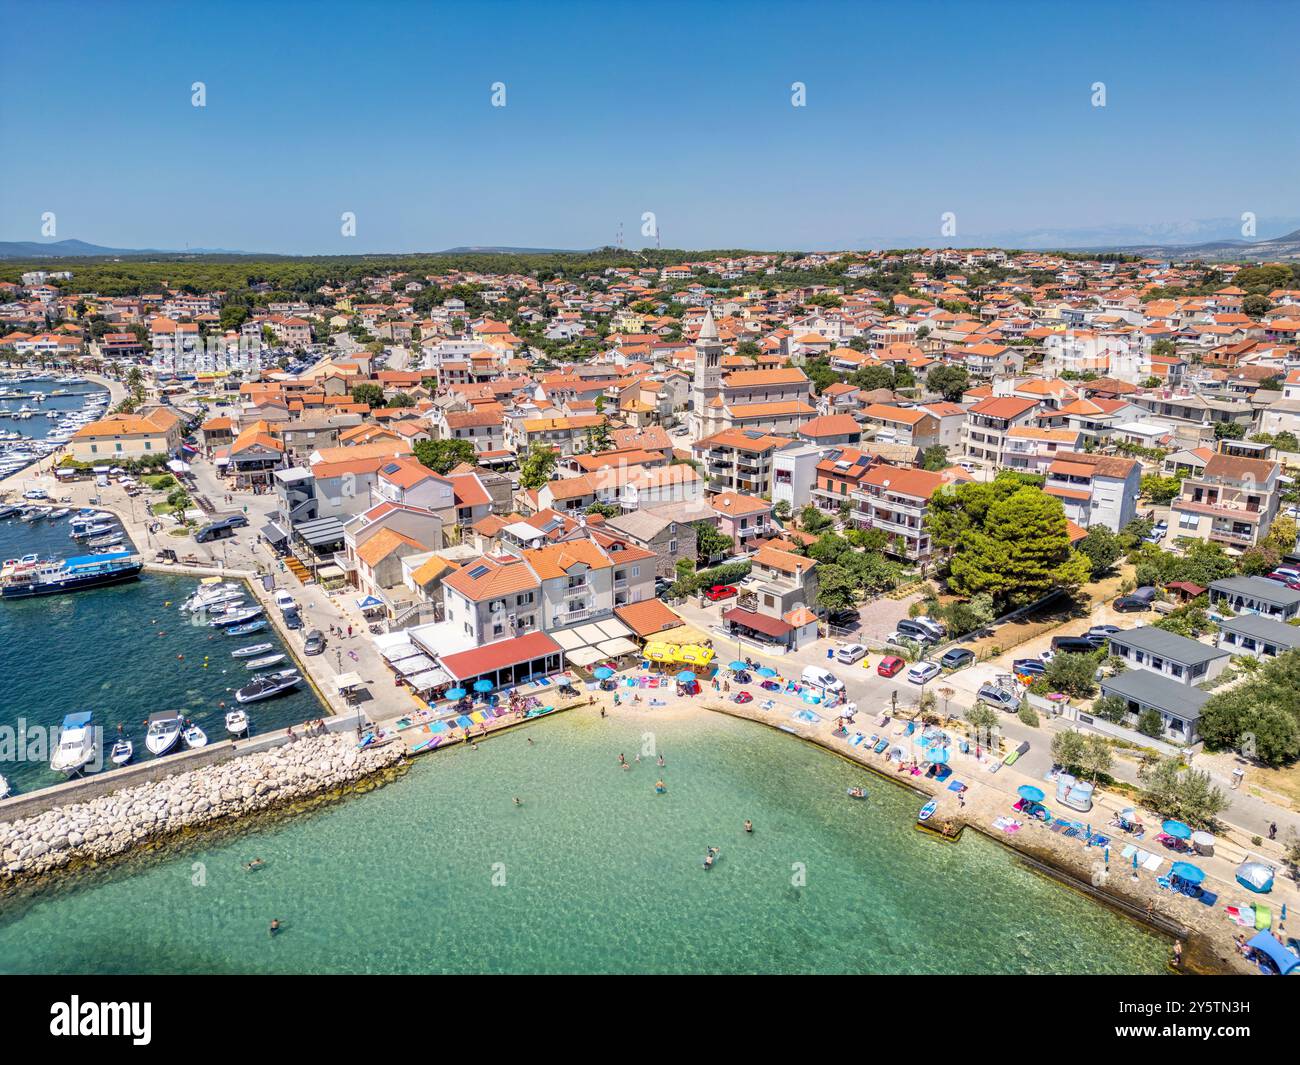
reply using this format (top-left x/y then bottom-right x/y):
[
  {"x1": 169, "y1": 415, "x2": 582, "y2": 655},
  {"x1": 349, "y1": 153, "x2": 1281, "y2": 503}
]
[
  {"x1": 1002, "y1": 426, "x2": 1084, "y2": 475},
  {"x1": 860, "y1": 404, "x2": 939, "y2": 448},
  {"x1": 850, "y1": 465, "x2": 957, "y2": 562},
  {"x1": 1169, "y1": 452, "x2": 1281, "y2": 547},
  {"x1": 724, "y1": 545, "x2": 820, "y2": 651},
  {"x1": 708, "y1": 492, "x2": 775, "y2": 549},
  {"x1": 1105, "y1": 626, "x2": 1230, "y2": 687},
  {"x1": 1042, "y1": 451, "x2": 1141, "y2": 532},
  {"x1": 691, "y1": 428, "x2": 796, "y2": 495},
  {"x1": 961, "y1": 396, "x2": 1039, "y2": 466}
]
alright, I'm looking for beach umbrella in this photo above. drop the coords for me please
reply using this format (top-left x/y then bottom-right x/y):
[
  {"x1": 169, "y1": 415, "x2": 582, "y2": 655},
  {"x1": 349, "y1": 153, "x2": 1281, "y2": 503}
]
[
  {"x1": 473, "y1": 679, "x2": 493, "y2": 694},
  {"x1": 593, "y1": 666, "x2": 614, "y2": 680},
  {"x1": 728, "y1": 660, "x2": 747, "y2": 671},
  {"x1": 1120, "y1": 807, "x2": 1136, "y2": 819},
  {"x1": 1170, "y1": 861, "x2": 1206, "y2": 885},
  {"x1": 1017, "y1": 785, "x2": 1046, "y2": 803},
  {"x1": 445, "y1": 687, "x2": 466, "y2": 700},
  {"x1": 676, "y1": 670, "x2": 696, "y2": 683},
  {"x1": 1236, "y1": 861, "x2": 1275, "y2": 894},
  {"x1": 757, "y1": 666, "x2": 777, "y2": 678},
  {"x1": 1162, "y1": 819, "x2": 1192, "y2": 840}
]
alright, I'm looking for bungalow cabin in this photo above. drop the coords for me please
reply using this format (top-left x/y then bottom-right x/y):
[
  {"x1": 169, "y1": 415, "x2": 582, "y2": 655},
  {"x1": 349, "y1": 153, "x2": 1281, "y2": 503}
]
[
  {"x1": 1105, "y1": 626, "x2": 1230, "y2": 686},
  {"x1": 1096, "y1": 670, "x2": 1209, "y2": 745},
  {"x1": 1215, "y1": 613, "x2": 1300, "y2": 661},
  {"x1": 1209, "y1": 576, "x2": 1300, "y2": 622}
]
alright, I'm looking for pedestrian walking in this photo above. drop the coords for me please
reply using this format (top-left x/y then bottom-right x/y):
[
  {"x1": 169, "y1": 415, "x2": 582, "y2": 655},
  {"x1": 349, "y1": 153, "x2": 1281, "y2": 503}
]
[{"x1": 1269, "y1": 821, "x2": 1278, "y2": 841}]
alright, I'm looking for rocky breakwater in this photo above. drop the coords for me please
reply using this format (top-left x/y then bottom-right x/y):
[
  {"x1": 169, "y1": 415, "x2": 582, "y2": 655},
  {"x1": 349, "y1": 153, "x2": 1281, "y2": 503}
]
[{"x1": 0, "y1": 734, "x2": 406, "y2": 883}]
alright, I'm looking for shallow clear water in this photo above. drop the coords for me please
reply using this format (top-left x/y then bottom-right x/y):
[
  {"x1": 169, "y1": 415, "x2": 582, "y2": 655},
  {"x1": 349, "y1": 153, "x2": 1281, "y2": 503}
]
[
  {"x1": 0, "y1": 517, "x2": 325, "y2": 793},
  {"x1": 0, "y1": 712, "x2": 1169, "y2": 974}
]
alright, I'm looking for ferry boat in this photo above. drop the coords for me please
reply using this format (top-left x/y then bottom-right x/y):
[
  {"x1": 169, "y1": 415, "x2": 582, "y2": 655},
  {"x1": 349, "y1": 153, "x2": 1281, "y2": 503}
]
[
  {"x1": 0, "y1": 551, "x2": 142, "y2": 599},
  {"x1": 50, "y1": 711, "x2": 98, "y2": 775}
]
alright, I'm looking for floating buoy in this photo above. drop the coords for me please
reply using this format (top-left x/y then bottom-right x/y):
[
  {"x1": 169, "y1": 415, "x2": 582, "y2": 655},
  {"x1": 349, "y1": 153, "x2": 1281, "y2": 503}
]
[{"x1": 176, "y1": 653, "x2": 183, "y2": 660}]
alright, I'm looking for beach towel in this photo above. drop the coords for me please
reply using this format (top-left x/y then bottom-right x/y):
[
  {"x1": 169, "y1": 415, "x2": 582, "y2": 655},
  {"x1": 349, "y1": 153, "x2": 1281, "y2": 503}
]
[
  {"x1": 1120, "y1": 844, "x2": 1137, "y2": 860},
  {"x1": 455, "y1": 715, "x2": 474, "y2": 729},
  {"x1": 946, "y1": 779, "x2": 967, "y2": 792},
  {"x1": 1143, "y1": 854, "x2": 1163, "y2": 872},
  {"x1": 1198, "y1": 890, "x2": 1218, "y2": 907}
]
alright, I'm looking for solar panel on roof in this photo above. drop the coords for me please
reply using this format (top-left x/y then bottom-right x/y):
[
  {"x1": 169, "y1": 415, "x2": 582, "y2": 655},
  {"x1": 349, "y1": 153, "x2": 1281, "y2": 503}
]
[{"x1": 467, "y1": 564, "x2": 490, "y2": 579}]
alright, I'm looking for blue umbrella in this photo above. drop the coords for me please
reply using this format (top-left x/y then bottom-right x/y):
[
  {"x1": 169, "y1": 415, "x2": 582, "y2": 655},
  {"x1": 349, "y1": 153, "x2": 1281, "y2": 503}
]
[
  {"x1": 728, "y1": 660, "x2": 747, "y2": 671},
  {"x1": 1018, "y1": 785, "x2": 1046, "y2": 803},
  {"x1": 445, "y1": 687, "x2": 466, "y2": 699},
  {"x1": 473, "y1": 679, "x2": 493, "y2": 694},
  {"x1": 757, "y1": 667, "x2": 777, "y2": 678},
  {"x1": 1162, "y1": 820, "x2": 1192, "y2": 839},
  {"x1": 593, "y1": 666, "x2": 614, "y2": 680},
  {"x1": 676, "y1": 670, "x2": 696, "y2": 683},
  {"x1": 1171, "y1": 861, "x2": 1205, "y2": 884}
]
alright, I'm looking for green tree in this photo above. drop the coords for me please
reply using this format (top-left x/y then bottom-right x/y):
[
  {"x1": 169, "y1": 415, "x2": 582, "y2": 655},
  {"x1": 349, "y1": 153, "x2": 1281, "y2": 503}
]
[
  {"x1": 695, "y1": 521, "x2": 734, "y2": 564},
  {"x1": 518, "y1": 444, "x2": 558, "y2": 490},
  {"x1": 1043, "y1": 651, "x2": 1102, "y2": 698},
  {"x1": 925, "y1": 364, "x2": 970, "y2": 402},
  {"x1": 1200, "y1": 650, "x2": 1300, "y2": 765},
  {"x1": 1213, "y1": 421, "x2": 1246, "y2": 441},
  {"x1": 816, "y1": 563, "x2": 859, "y2": 614},
  {"x1": 1140, "y1": 757, "x2": 1228, "y2": 829},
  {"x1": 351, "y1": 383, "x2": 384, "y2": 407},
  {"x1": 412, "y1": 437, "x2": 477, "y2": 474},
  {"x1": 1140, "y1": 474, "x2": 1181, "y2": 504},
  {"x1": 386, "y1": 392, "x2": 416, "y2": 408},
  {"x1": 920, "y1": 444, "x2": 949, "y2": 472},
  {"x1": 1136, "y1": 708, "x2": 1164, "y2": 737},
  {"x1": 1092, "y1": 693, "x2": 1131, "y2": 724},
  {"x1": 1077, "y1": 525, "x2": 1122, "y2": 578}
]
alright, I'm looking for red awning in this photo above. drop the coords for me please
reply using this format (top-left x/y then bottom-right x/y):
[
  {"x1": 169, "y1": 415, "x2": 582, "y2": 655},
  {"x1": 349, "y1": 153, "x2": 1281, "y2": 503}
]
[
  {"x1": 439, "y1": 631, "x2": 563, "y2": 681},
  {"x1": 723, "y1": 606, "x2": 793, "y2": 638}
]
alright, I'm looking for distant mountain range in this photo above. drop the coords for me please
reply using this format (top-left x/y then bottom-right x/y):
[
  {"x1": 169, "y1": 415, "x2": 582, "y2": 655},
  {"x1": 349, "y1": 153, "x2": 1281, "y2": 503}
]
[
  {"x1": 437, "y1": 245, "x2": 589, "y2": 255},
  {"x1": 1066, "y1": 228, "x2": 1300, "y2": 261},
  {"x1": 0, "y1": 239, "x2": 246, "y2": 258}
]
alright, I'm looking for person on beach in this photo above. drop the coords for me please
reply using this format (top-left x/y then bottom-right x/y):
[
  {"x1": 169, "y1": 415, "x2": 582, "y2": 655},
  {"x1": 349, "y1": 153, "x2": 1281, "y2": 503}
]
[{"x1": 1172, "y1": 940, "x2": 1183, "y2": 968}]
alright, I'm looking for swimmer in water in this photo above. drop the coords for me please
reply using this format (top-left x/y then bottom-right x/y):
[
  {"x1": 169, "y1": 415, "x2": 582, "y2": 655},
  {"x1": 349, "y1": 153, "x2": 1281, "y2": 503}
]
[
  {"x1": 269, "y1": 918, "x2": 281, "y2": 936},
  {"x1": 245, "y1": 858, "x2": 265, "y2": 871},
  {"x1": 618, "y1": 753, "x2": 626, "y2": 766},
  {"x1": 513, "y1": 797, "x2": 522, "y2": 806},
  {"x1": 657, "y1": 754, "x2": 665, "y2": 767},
  {"x1": 655, "y1": 779, "x2": 666, "y2": 793},
  {"x1": 744, "y1": 820, "x2": 753, "y2": 834}
]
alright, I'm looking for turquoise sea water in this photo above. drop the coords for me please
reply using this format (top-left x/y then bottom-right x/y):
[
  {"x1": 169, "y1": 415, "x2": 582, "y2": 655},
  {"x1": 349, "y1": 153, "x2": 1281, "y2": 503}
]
[
  {"x1": 0, "y1": 378, "x2": 106, "y2": 443},
  {"x1": 0, "y1": 711, "x2": 1169, "y2": 974},
  {"x1": 0, "y1": 516, "x2": 325, "y2": 793}
]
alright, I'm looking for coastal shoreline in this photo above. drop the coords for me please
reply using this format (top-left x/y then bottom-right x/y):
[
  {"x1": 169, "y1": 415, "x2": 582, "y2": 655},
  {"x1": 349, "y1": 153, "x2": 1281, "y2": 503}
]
[{"x1": 700, "y1": 699, "x2": 1248, "y2": 976}]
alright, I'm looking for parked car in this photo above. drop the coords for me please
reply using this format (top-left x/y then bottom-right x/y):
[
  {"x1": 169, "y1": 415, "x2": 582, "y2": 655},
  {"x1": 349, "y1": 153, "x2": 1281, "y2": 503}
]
[
  {"x1": 283, "y1": 609, "x2": 304, "y2": 631},
  {"x1": 907, "y1": 661, "x2": 941, "y2": 684},
  {"x1": 1086, "y1": 624, "x2": 1122, "y2": 639},
  {"x1": 1114, "y1": 595, "x2": 1154, "y2": 613},
  {"x1": 1264, "y1": 572, "x2": 1300, "y2": 590},
  {"x1": 877, "y1": 655, "x2": 906, "y2": 678},
  {"x1": 836, "y1": 643, "x2": 868, "y2": 665},
  {"x1": 704, "y1": 584, "x2": 737, "y2": 602},
  {"x1": 978, "y1": 685, "x2": 1020, "y2": 712},
  {"x1": 1275, "y1": 566, "x2": 1300, "y2": 582},
  {"x1": 893, "y1": 619, "x2": 940, "y2": 644},
  {"x1": 938, "y1": 647, "x2": 975, "y2": 670},
  {"x1": 1011, "y1": 658, "x2": 1047, "y2": 676},
  {"x1": 1051, "y1": 636, "x2": 1101, "y2": 655},
  {"x1": 303, "y1": 629, "x2": 325, "y2": 655}
]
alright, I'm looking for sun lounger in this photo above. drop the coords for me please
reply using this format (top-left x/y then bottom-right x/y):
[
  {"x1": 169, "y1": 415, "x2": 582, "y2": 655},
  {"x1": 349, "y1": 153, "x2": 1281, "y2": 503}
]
[{"x1": 1143, "y1": 854, "x2": 1163, "y2": 872}]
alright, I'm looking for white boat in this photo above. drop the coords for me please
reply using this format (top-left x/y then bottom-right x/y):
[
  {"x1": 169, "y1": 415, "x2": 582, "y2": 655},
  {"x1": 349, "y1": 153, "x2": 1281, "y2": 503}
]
[
  {"x1": 144, "y1": 711, "x2": 183, "y2": 756},
  {"x1": 0, "y1": 774, "x2": 10, "y2": 799},
  {"x1": 110, "y1": 738, "x2": 133, "y2": 766},
  {"x1": 231, "y1": 642, "x2": 274, "y2": 658},
  {"x1": 209, "y1": 606, "x2": 264, "y2": 628},
  {"x1": 245, "y1": 653, "x2": 286, "y2": 670},
  {"x1": 183, "y1": 723, "x2": 208, "y2": 749},
  {"x1": 225, "y1": 709, "x2": 250, "y2": 736},
  {"x1": 235, "y1": 669, "x2": 302, "y2": 704},
  {"x1": 51, "y1": 711, "x2": 98, "y2": 774},
  {"x1": 48, "y1": 507, "x2": 70, "y2": 519}
]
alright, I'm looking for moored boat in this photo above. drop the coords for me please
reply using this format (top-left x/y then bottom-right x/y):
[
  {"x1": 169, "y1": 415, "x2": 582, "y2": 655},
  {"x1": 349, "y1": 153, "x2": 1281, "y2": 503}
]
[
  {"x1": 235, "y1": 669, "x2": 302, "y2": 704},
  {"x1": 226, "y1": 619, "x2": 269, "y2": 636},
  {"x1": 231, "y1": 642, "x2": 274, "y2": 658},
  {"x1": 209, "y1": 606, "x2": 265, "y2": 628},
  {"x1": 144, "y1": 711, "x2": 183, "y2": 756},
  {"x1": 225, "y1": 709, "x2": 250, "y2": 736},
  {"x1": 183, "y1": 723, "x2": 208, "y2": 749},
  {"x1": 110, "y1": 738, "x2": 134, "y2": 766},
  {"x1": 1, "y1": 551, "x2": 142, "y2": 599},
  {"x1": 245, "y1": 652, "x2": 286, "y2": 670},
  {"x1": 50, "y1": 711, "x2": 98, "y2": 774}
]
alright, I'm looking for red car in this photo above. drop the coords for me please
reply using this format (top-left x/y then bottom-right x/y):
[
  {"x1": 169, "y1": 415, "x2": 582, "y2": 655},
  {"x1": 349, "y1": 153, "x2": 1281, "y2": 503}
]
[
  {"x1": 704, "y1": 584, "x2": 737, "y2": 602},
  {"x1": 877, "y1": 655, "x2": 905, "y2": 678}
]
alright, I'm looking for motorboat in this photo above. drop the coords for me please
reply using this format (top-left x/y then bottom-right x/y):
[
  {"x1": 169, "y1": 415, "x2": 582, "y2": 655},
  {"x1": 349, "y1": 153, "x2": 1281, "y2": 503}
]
[
  {"x1": 181, "y1": 583, "x2": 242, "y2": 611},
  {"x1": 231, "y1": 642, "x2": 275, "y2": 658},
  {"x1": 225, "y1": 619, "x2": 268, "y2": 636},
  {"x1": 225, "y1": 709, "x2": 250, "y2": 736},
  {"x1": 235, "y1": 669, "x2": 302, "y2": 704},
  {"x1": 245, "y1": 653, "x2": 286, "y2": 670},
  {"x1": 110, "y1": 737, "x2": 133, "y2": 766},
  {"x1": 144, "y1": 711, "x2": 183, "y2": 756},
  {"x1": 183, "y1": 723, "x2": 208, "y2": 749},
  {"x1": 0, "y1": 774, "x2": 9, "y2": 799},
  {"x1": 48, "y1": 507, "x2": 70, "y2": 519},
  {"x1": 51, "y1": 711, "x2": 98, "y2": 774},
  {"x1": 208, "y1": 606, "x2": 265, "y2": 628}
]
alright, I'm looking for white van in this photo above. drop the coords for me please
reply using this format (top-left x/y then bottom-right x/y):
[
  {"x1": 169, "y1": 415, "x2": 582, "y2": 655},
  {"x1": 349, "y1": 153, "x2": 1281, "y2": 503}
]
[
  {"x1": 274, "y1": 590, "x2": 297, "y2": 613},
  {"x1": 801, "y1": 666, "x2": 845, "y2": 695}
]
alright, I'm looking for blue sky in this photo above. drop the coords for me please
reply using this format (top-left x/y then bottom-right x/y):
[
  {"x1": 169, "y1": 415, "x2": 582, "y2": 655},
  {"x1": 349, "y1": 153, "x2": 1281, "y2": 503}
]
[{"x1": 2, "y1": 0, "x2": 1297, "y2": 253}]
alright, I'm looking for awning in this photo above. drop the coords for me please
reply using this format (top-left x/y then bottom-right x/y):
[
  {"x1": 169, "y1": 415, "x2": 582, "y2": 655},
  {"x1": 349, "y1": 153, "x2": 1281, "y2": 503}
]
[
  {"x1": 333, "y1": 672, "x2": 364, "y2": 692},
  {"x1": 597, "y1": 637, "x2": 639, "y2": 657},
  {"x1": 261, "y1": 522, "x2": 289, "y2": 544},
  {"x1": 1246, "y1": 931, "x2": 1300, "y2": 975},
  {"x1": 723, "y1": 606, "x2": 793, "y2": 638},
  {"x1": 551, "y1": 628, "x2": 586, "y2": 651},
  {"x1": 408, "y1": 667, "x2": 450, "y2": 691},
  {"x1": 391, "y1": 653, "x2": 436, "y2": 676},
  {"x1": 566, "y1": 646, "x2": 605, "y2": 667},
  {"x1": 166, "y1": 459, "x2": 191, "y2": 474},
  {"x1": 355, "y1": 595, "x2": 385, "y2": 611},
  {"x1": 439, "y1": 631, "x2": 564, "y2": 681},
  {"x1": 294, "y1": 515, "x2": 346, "y2": 547},
  {"x1": 374, "y1": 632, "x2": 417, "y2": 657}
]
